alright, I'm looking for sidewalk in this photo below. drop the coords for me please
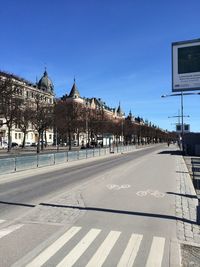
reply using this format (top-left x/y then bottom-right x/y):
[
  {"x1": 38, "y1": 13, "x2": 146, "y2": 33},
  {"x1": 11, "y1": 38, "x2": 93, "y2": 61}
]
[{"x1": 175, "y1": 154, "x2": 200, "y2": 266}]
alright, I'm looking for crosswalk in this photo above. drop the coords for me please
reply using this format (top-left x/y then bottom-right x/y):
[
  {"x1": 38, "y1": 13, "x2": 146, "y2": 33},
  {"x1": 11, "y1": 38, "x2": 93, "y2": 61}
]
[
  {"x1": 0, "y1": 219, "x2": 24, "y2": 239},
  {"x1": 25, "y1": 226, "x2": 166, "y2": 267},
  {"x1": 0, "y1": 220, "x2": 167, "y2": 266}
]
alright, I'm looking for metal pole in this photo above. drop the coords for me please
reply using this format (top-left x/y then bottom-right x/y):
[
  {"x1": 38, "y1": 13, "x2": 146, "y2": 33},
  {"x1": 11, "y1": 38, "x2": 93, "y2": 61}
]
[
  {"x1": 121, "y1": 119, "x2": 124, "y2": 145},
  {"x1": 85, "y1": 104, "x2": 88, "y2": 147},
  {"x1": 181, "y1": 91, "x2": 184, "y2": 154}
]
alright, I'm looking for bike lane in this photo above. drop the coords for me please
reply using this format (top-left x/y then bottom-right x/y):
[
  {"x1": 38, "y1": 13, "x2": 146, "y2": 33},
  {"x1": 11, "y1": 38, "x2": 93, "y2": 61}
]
[{"x1": 66, "y1": 146, "x2": 180, "y2": 266}]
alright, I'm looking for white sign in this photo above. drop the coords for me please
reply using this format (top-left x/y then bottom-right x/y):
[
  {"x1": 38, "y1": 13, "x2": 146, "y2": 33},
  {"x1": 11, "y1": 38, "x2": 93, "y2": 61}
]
[
  {"x1": 176, "y1": 124, "x2": 190, "y2": 133},
  {"x1": 172, "y1": 39, "x2": 200, "y2": 92}
]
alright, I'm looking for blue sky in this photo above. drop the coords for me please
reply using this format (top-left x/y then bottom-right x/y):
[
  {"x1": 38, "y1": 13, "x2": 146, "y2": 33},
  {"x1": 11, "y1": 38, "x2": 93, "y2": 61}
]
[{"x1": 1, "y1": 0, "x2": 200, "y2": 132}]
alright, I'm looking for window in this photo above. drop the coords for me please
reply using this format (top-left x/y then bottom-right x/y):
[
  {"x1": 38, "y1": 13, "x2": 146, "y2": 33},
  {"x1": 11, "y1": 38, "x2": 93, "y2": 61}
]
[
  {"x1": 49, "y1": 134, "x2": 52, "y2": 140},
  {"x1": 15, "y1": 133, "x2": 18, "y2": 139},
  {"x1": 19, "y1": 133, "x2": 21, "y2": 139}
]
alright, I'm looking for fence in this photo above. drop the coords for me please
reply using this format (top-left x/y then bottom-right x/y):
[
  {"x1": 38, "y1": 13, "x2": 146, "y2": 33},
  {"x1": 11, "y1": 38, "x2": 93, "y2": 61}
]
[{"x1": 0, "y1": 145, "x2": 136, "y2": 175}]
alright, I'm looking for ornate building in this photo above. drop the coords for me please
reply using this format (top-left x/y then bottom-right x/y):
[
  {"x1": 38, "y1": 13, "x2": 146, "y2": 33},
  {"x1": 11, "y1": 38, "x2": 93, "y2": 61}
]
[
  {"x1": 60, "y1": 79, "x2": 126, "y2": 146},
  {"x1": 63, "y1": 79, "x2": 125, "y2": 119},
  {"x1": 0, "y1": 70, "x2": 54, "y2": 147}
]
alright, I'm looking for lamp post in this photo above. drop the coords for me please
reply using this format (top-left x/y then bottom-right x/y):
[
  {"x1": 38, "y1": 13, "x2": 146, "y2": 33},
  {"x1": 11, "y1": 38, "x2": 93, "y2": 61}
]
[
  {"x1": 121, "y1": 119, "x2": 124, "y2": 145},
  {"x1": 161, "y1": 91, "x2": 200, "y2": 153},
  {"x1": 85, "y1": 102, "x2": 88, "y2": 147}
]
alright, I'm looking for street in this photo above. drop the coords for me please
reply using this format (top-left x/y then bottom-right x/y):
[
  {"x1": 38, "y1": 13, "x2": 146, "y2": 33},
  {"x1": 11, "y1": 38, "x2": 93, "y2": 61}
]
[{"x1": 0, "y1": 144, "x2": 181, "y2": 266}]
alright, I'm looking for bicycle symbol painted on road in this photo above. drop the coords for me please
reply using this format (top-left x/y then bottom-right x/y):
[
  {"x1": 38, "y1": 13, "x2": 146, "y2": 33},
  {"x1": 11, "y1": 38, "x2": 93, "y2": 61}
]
[
  {"x1": 106, "y1": 184, "x2": 131, "y2": 190},
  {"x1": 136, "y1": 189, "x2": 165, "y2": 198}
]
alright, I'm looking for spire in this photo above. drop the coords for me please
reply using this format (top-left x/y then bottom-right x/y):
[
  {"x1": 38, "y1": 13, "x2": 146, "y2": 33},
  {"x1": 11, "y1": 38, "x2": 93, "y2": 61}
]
[
  {"x1": 44, "y1": 67, "x2": 48, "y2": 77},
  {"x1": 117, "y1": 101, "x2": 125, "y2": 117},
  {"x1": 69, "y1": 78, "x2": 80, "y2": 98},
  {"x1": 117, "y1": 101, "x2": 122, "y2": 114}
]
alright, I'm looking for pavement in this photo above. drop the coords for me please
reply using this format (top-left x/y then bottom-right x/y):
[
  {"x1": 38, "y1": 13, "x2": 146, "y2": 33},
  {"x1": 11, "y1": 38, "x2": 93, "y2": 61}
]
[
  {"x1": 1, "y1": 144, "x2": 200, "y2": 266},
  {"x1": 175, "y1": 152, "x2": 200, "y2": 266}
]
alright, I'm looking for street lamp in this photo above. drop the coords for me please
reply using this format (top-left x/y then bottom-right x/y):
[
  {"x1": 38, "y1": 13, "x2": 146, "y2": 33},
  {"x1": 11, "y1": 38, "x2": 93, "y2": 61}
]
[{"x1": 161, "y1": 91, "x2": 200, "y2": 153}]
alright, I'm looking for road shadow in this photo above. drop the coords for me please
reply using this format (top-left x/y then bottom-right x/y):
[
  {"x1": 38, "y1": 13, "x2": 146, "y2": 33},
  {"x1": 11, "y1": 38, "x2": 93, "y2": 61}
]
[
  {"x1": 158, "y1": 150, "x2": 183, "y2": 156},
  {"x1": 166, "y1": 192, "x2": 198, "y2": 199},
  {"x1": 0, "y1": 200, "x2": 35, "y2": 208},
  {"x1": 39, "y1": 202, "x2": 198, "y2": 225}
]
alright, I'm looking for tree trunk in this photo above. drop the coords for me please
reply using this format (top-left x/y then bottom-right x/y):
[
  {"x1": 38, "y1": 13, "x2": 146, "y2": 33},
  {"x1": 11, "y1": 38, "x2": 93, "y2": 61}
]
[
  {"x1": 68, "y1": 131, "x2": 72, "y2": 150},
  {"x1": 7, "y1": 125, "x2": 12, "y2": 152},
  {"x1": 41, "y1": 130, "x2": 44, "y2": 151},
  {"x1": 22, "y1": 129, "x2": 27, "y2": 148},
  {"x1": 44, "y1": 130, "x2": 47, "y2": 148},
  {"x1": 37, "y1": 130, "x2": 41, "y2": 154}
]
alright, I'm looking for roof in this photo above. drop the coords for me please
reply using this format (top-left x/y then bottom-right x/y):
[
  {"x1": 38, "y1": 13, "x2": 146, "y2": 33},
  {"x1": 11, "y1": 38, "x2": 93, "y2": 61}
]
[
  {"x1": 69, "y1": 80, "x2": 80, "y2": 98},
  {"x1": 38, "y1": 70, "x2": 54, "y2": 94},
  {"x1": 0, "y1": 70, "x2": 36, "y2": 87},
  {"x1": 117, "y1": 102, "x2": 124, "y2": 115}
]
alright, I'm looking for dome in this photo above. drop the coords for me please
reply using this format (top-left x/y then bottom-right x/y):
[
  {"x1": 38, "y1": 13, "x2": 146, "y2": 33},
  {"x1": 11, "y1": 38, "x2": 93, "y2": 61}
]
[{"x1": 38, "y1": 70, "x2": 54, "y2": 94}]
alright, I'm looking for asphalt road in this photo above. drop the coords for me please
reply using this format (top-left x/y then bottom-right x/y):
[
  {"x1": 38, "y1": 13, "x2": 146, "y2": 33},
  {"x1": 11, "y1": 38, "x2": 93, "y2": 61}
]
[{"x1": 0, "y1": 144, "x2": 181, "y2": 266}]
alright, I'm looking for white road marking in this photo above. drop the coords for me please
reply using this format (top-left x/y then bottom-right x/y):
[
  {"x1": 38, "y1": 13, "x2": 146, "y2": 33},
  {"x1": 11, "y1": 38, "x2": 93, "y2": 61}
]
[
  {"x1": 56, "y1": 228, "x2": 101, "y2": 267},
  {"x1": 26, "y1": 227, "x2": 166, "y2": 267},
  {"x1": 145, "y1": 236, "x2": 165, "y2": 267},
  {"x1": 86, "y1": 230, "x2": 121, "y2": 267},
  {"x1": 26, "y1": 226, "x2": 81, "y2": 267},
  {"x1": 136, "y1": 189, "x2": 165, "y2": 198},
  {"x1": 0, "y1": 220, "x2": 5, "y2": 224},
  {"x1": 107, "y1": 184, "x2": 131, "y2": 190},
  {"x1": 117, "y1": 233, "x2": 143, "y2": 267},
  {"x1": 0, "y1": 224, "x2": 23, "y2": 239},
  {"x1": 136, "y1": 191, "x2": 148, "y2": 197}
]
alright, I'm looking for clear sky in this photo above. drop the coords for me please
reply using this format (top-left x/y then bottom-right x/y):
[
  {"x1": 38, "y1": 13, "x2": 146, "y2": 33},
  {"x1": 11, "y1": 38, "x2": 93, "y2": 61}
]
[{"x1": 1, "y1": 0, "x2": 200, "y2": 132}]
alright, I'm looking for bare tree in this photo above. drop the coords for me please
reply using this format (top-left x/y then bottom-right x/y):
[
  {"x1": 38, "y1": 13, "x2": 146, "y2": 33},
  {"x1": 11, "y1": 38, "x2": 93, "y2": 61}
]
[
  {"x1": 55, "y1": 100, "x2": 83, "y2": 150},
  {"x1": 30, "y1": 93, "x2": 54, "y2": 153},
  {"x1": 14, "y1": 100, "x2": 33, "y2": 148},
  {"x1": 0, "y1": 77, "x2": 23, "y2": 151}
]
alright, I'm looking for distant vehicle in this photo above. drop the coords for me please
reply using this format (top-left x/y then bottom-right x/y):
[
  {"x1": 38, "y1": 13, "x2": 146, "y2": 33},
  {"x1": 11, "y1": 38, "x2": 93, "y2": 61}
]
[
  {"x1": 25, "y1": 142, "x2": 31, "y2": 147},
  {"x1": 40, "y1": 141, "x2": 47, "y2": 146},
  {"x1": 72, "y1": 140, "x2": 78, "y2": 146},
  {"x1": 11, "y1": 142, "x2": 18, "y2": 147},
  {"x1": 31, "y1": 142, "x2": 37, "y2": 147}
]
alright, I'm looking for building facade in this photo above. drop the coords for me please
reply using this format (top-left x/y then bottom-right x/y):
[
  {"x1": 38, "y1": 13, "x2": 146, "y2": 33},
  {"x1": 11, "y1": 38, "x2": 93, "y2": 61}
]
[
  {"x1": 60, "y1": 79, "x2": 126, "y2": 146},
  {"x1": 0, "y1": 70, "x2": 54, "y2": 147}
]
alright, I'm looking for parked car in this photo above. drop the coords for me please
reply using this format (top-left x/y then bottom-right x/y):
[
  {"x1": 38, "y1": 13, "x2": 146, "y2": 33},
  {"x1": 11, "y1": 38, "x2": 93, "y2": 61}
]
[
  {"x1": 31, "y1": 142, "x2": 37, "y2": 147},
  {"x1": 40, "y1": 141, "x2": 47, "y2": 146},
  {"x1": 11, "y1": 142, "x2": 18, "y2": 147},
  {"x1": 72, "y1": 141, "x2": 78, "y2": 146},
  {"x1": 25, "y1": 142, "x2": 31, "y2": 147}
]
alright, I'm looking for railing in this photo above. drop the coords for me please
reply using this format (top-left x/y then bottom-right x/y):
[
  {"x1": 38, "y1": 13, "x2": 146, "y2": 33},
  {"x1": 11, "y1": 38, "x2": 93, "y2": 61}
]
[{"x1": 0, "y1": 145, "x2": 136, "y2": 175}]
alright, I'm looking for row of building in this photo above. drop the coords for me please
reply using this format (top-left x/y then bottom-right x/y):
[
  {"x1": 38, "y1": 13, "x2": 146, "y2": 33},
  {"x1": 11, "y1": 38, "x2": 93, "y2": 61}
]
[{"x1": 0, "y1": 70, "x2": 135, "y2": 147}]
